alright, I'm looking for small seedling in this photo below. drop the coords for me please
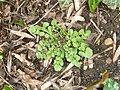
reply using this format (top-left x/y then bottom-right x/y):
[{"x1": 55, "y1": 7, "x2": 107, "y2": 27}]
[
  {"x1": 88, "y1": 0, "x2": 102, "y2": 13},
  {"x1": 28, "y1": 20, "x2": 93, "y2": 71}
]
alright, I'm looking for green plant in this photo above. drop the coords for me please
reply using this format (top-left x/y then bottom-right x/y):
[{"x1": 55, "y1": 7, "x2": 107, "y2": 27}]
[
  {"x1": 88, "y1": 0, "x2": 102, "y2": 13},
  {"x1": 28, "y1": 20, "x2": 93, "y2": 71},
  {"x1": 3, "y1": 84, "x2": 13, "y2": 90},
  {"x1": 103, "y1": 78, "x2": 119, "y2": 90},
  {"x1": 85, "y1": 70, "x2": 119, "y2": 90}
]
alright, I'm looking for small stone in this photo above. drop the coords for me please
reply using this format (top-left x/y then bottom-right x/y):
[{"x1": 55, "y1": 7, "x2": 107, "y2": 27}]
[
  {"x1": 106, "y1": 57, "x2": 112, "y2": 64},
  {"x1": 104, "y1": 38, "x2": 113, "y2": 45}
]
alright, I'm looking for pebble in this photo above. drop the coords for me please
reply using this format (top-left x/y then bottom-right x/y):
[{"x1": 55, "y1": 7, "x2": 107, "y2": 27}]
[
  {"x1": 106, "y1": 57, "x2": 112, "y2": 65},
  {"x1": 104, "y1": 38, "x2": 113, "y2": 45}
]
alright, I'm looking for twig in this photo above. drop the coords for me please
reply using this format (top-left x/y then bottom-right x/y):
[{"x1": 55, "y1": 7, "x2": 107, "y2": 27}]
[
  {"x1": 90, "y1": 19, "x2": 103, "y2": 35},
  {"x1": 33, "y1": 2, "x2": 59, "y2": 25}
]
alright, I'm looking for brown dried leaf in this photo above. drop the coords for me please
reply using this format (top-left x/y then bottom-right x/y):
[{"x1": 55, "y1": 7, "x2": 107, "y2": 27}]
[
  {"x1": 75, "y1": 5, "x2": 85, "y2": 16},
  {"x1": 71, "y1": 15, "x2": 85, "y2": 23},
  {"x1": 10, "y1": 30, "x2": 34, "y2": 39},
  {"x1": 24, "y1": 68, "x2": 37, "y2": 78},
  {"x1": 12, "y1": 53, "x2": 33, "y2": 66},
  {"x1": 22, "y1": 75, "x2": 42, "y2": 86}
]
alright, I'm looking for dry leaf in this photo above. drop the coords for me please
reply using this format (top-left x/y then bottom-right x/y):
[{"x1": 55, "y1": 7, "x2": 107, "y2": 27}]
[
  {"x1": 12, "y1": 53, "x2": 33, "y2": 66},
  {"x1": 22, "y1": 75, "x2": 42, "y2": 86},
  {"x1": 10, "y1": 30, "x2": 34, "y2": 39},
  {"x1": 113, "y1": 45, "x2": 120, "y2": 62},
  {"x1": 24, "y1": 68, "x2": 37, "y2": 78},
  {"x1": 67, "y1": 3, "x2": 74, "y2": 19},
  {"x1": 74, "y1": 0, "x2": 81, "y2": 11},
  {"x1": 75, "y1": 5, "x2": 85, "y2": 16},
  {"x1": 71, "y1": 15, "x2": 85, "y2": 23}
]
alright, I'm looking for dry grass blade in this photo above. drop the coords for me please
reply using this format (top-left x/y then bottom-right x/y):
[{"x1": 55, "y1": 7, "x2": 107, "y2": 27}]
[
  {"x1": 7, "y1": 51, "x2": 12, "y2": 73},
  {"x1": 113, "y1": 32, "x2": 116, "y2": 54},
  {"x1": 113, "y1": 45, "x2": 120, "y2": 62},
  {"x1": 41, "y1": 81, "x2": 52, "y2": 90},
  {"x1": 90, "y1": 19, "x2": 103, "y2": 35},
  {"x1": 10, "y1": 29, "x2": 34, "y2": 39},
  {"x1": 60, "y1": 63, "x2": 74, "y2": 76}
]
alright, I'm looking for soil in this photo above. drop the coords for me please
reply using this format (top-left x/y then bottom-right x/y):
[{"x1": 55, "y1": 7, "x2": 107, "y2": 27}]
[{"x1": 0, "y1": 0, "x2": 120, "y2": 90}]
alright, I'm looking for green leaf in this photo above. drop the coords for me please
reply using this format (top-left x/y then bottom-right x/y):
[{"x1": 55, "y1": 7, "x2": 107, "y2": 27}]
[
  {"x1": 74, "y1": 62, "x2": 81, "y2": 67},
  {"x1": 45, "y1": 34, "x2": 50, "y2": 38},
  {"x1": 46, "y1": 51, "x2": 52, "y2": 59},
  {"x1": 37, "y1": 45, "x2": 42, "y2": 51},
  {"x1": 28, "y1": 25, "x2": 37, "y2": 33},
  {"x1": 14, "y1": 19, "x2": 24, "y2": 27},
  {"x1": 74, "y1": 55, "x2": 80, "y2": 61},
  {"x1": 36, "y1": 52, "x2": 42, "y2": 59},
  {"x1": 88, "y1": 0, "x2": 102, "y2": 13},
  {"x1": 48, "y1": 26, "x2": 52, "y2": 33},
  {"x1": 54, "y1": 64, "x2": 62, "y2": 71},
  {"x1": 79, "y1": 42, "x2": 87, "y2": 51},
  {"x1": 79, "y1": 29, "x2": 84, "y2": 35},
  {"x1": 68, "y1": 28, "x2": 73, "y2": 36},
  {"x1": 103, "y1": 78, "x2": 119, "y2": 90},
  {"x1": 39, "y1": 40, "x2": 44, "y2": 45},
  {"x1": 84, "y1": 30, "x2": 91, "y2": 37},
  {"x1": 85, "y1": 47, "x2": 93, "y2": 58},
  {"x1": 38, "y1": 32, "x2": 45, "y2": 36},
  {"x1": 78, "y1": 51, "x2": 86, "y2": 57},
  {"x1": 43, "y1": 22, "x2": 49, "y2": 28},
  {"x1": 51, "y1": 20, "x2": 57, "y2": 26},
  {"x1": 3, "y1": 85, "x2": 13, "y2": 90},
  {"x1": 73, "y1": 31, "x2": 78, "y2": 36}
]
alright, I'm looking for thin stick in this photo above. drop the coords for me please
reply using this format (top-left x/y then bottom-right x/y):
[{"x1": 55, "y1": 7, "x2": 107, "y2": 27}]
[
  {"x1": 33, "y1": 2, "x2": 59, "y2": 25},
  {"x1": 90, "y1": 19, "x2": 103, "y2": 35}
]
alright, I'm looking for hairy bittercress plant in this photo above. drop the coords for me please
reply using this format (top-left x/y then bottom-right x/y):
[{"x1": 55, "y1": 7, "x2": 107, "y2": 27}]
[{"x1": 28, "y1": 20, "x2": 93, "y2": 71}]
